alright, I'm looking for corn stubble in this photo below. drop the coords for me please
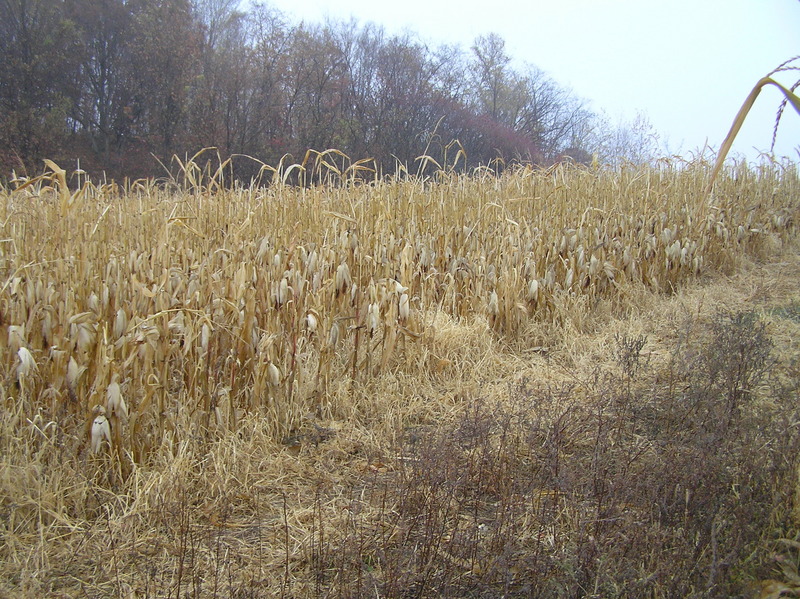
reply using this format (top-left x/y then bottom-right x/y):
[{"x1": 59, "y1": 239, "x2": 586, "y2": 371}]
[{"x1": 0, "y1": 155, "x2": 799, "y2": 597}]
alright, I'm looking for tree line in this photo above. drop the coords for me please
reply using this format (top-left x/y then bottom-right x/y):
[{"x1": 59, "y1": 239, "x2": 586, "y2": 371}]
[{"x1": 0, "y1": 0, "x2": 661, "y2": 181}]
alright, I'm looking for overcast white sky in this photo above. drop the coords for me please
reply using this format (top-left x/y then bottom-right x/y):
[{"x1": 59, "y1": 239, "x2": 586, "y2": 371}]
[{"x1": 257, "y1": 0, "x2": 800, "y2": 162}]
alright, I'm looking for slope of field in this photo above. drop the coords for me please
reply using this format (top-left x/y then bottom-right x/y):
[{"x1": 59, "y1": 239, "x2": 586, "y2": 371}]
[{"x1": 1, "y1": 160, "x2": 799, "y2": 597}]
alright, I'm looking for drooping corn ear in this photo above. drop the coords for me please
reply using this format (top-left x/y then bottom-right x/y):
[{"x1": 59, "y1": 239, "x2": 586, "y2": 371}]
[
  {"x1": 305, "y1": 310, "x2": 319, "y2": 333},
  {"x1": 366, "y1": 303, "x2": 379, "y2": 334},
  {"x1": 398, "y1": 293, "x2": 410, "y2": 322},
  {"x1": 114, "y1": 309, "x2": 128, "y2": 340},
  {"x1": 66, "y1": 356, "x2": 85, "y2": 398},
  {"x1": 335, "y1": 263, "x2": 352, "y2": 295},
  {"x1": 16, "y1": 347, "x2": 37, "y2": 380},
  {"x1": 106, "y1": 375, "x2": 128, "y2": 421},
  {"x1": 90, "y1": 405, "x2": 112, "y2": 454},
  {"x1": 267, "y1": 362, "x2": 281, "y2": 387}
]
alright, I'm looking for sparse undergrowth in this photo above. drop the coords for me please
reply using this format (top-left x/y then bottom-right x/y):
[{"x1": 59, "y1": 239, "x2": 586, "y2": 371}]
[
  {"x1": 308, "y1": 309, "x2": 798, "y2": 598},
  {"x1": 1, "y1": 160, "x2": 800, "y2": 598}
]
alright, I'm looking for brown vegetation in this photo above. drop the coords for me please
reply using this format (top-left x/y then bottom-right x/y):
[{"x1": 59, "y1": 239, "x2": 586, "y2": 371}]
[{"x1": 0, "y1": 158, "x2": 799, "y2": 597}]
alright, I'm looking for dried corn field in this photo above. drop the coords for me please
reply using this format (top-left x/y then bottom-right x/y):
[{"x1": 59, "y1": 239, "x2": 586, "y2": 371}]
[{"x1": 2, "y1": 158, "x2": 800, "y2": 598}]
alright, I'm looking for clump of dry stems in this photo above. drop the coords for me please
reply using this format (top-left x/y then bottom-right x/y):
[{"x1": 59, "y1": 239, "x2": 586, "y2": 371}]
[{"x1": 0, "y1": 153, "x2": 799, "y2": 597}]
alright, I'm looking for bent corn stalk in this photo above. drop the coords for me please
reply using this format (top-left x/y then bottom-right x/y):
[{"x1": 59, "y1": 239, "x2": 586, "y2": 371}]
[{"x1": 706, "y1": 73, "x2": 800, "y2": 195}]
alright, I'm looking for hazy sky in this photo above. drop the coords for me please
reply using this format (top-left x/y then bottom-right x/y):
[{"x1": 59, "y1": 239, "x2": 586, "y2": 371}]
[{"x1": 258, "y1": 0, "x2": 800, "y2": 162}]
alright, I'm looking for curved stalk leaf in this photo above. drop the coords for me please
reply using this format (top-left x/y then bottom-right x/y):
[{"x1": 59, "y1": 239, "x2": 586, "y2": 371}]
[{"x1": 706, "y1": 77, "x2": 800, "y2": 195}]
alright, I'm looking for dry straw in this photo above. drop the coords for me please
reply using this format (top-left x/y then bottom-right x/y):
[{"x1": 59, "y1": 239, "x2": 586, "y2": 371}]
[
  {"x1": 0, "y1": 147, "x2": 798, "y2": 596},
  {"x1": 0, "y1": 150, "x2": 796, "y2": 448}
]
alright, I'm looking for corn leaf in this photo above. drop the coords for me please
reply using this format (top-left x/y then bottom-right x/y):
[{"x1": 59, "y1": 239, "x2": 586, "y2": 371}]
[{"x1": 706, "y1": 77, "x2": 800, "y2": 195}]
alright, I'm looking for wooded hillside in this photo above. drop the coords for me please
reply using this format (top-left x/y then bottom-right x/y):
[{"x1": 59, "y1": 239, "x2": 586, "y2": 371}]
[{"x1": 0, "y1": 0, "x2": 656, "y2": 179}]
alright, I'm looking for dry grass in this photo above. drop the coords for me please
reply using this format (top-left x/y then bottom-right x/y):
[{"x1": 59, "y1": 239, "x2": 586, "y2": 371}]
[{"x1": 0, "y1": 157, "x2": 799, "y2": 597}]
